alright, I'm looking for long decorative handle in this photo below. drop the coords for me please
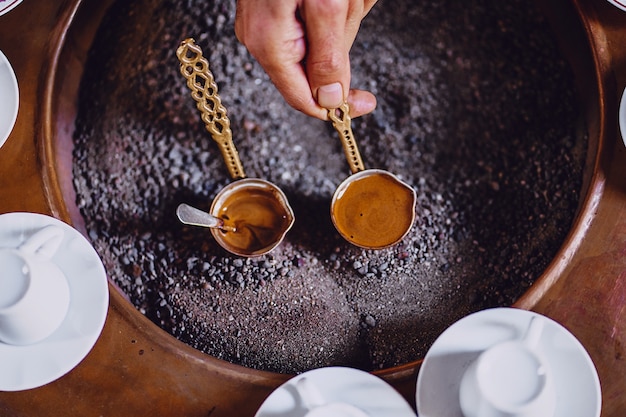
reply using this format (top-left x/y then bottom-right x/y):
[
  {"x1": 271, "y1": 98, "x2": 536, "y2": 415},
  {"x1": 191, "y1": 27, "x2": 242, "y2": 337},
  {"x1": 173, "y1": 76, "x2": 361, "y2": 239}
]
[
  {"x1": 176, "y1": 38, "x2": 245, "y2": 179},
  {"x1": 327, "y1": 103, "x2": 365, "y2": 174}
]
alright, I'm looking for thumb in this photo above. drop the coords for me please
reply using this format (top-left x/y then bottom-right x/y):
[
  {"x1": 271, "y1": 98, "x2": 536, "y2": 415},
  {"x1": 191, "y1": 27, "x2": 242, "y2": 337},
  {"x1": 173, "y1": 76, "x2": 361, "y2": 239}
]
[{"x1": 301, "y1": 1, "x2": 351, "y2": 109}]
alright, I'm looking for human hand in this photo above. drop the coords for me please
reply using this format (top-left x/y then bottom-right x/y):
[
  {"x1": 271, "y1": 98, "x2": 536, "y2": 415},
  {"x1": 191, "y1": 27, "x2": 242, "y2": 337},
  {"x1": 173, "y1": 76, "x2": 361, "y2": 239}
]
[{"x1": 235, "y1": 0, "x2": 378, "y2": 120}]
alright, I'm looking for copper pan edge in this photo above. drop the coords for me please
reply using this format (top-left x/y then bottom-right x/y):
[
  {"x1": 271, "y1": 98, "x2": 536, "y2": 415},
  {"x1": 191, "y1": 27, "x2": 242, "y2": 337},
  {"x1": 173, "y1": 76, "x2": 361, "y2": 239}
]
[{"x1": 36, "y1": 0, "x2": 608, "y2": 411}]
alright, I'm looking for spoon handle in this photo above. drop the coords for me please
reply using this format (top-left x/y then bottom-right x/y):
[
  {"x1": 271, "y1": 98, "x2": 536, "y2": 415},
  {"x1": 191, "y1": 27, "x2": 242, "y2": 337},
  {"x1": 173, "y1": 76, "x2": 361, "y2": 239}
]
[
  {"x1": 176, "y1": 38, "x2": 246, "y2": 180},
  {"x1": 328, "y1": 103, "x2": 365, "y2": 174},
  {"x1": 176, "y1": 203, "x2": 238, "y2": 233},
  {"x1": 176, "y1": 203, "x2": 224, "y2": 229}
]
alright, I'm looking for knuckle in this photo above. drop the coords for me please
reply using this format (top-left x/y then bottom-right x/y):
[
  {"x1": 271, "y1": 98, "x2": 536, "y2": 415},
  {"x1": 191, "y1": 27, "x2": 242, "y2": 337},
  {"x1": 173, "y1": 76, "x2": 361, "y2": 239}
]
[
  {"x1": 311, "y1": 0, "x2": 345, "y2": 15},
  {"x1": 309, "y1": 50, "x2": 346, "y2": 75}
]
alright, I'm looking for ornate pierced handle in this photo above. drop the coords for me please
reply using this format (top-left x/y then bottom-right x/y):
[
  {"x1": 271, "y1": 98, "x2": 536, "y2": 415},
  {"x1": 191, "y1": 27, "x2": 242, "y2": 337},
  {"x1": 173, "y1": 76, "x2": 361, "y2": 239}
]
[
  {"x1": 176, "y1": 38, "x2": 245, "y2": 179},
  {"x1": 327, "y1": 103, "x2": 365, "y2": 174}
]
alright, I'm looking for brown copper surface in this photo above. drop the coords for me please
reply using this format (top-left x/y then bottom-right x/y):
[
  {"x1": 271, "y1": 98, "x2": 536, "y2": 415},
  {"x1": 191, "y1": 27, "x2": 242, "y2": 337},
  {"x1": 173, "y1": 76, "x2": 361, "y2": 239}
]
[{"x1": 0, "y1": 0, "x2": 625, "y2": 415}]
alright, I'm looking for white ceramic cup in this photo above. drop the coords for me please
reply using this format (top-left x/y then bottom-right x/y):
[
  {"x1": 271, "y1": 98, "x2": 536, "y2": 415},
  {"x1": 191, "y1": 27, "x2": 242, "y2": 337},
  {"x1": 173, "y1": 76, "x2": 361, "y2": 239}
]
[
  {"x1": 0, "y1": 49, "x2": 19, "y2": 149},
  {"x1": 295, "y1": 377, "x2": 369, "y2": 417},
  {"x1": 618, "y1": 86, "x2": 626, "y2": 146},
  {"x1": 0, "y1": 225, "x2": 70, "y2": 345},
  {"x1": 459, "y1": 316, "x2": 556, "y2": 417}
]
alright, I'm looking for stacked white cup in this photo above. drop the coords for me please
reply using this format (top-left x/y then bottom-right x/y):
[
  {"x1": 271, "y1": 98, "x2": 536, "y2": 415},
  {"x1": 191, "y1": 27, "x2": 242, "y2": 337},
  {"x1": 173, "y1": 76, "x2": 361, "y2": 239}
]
[
  {"x1": 0, "y1": 225, "x2": 70, "y2": 345},
  {"x1": 459, "y1": 316, "x2": 556, "y2": 417}
]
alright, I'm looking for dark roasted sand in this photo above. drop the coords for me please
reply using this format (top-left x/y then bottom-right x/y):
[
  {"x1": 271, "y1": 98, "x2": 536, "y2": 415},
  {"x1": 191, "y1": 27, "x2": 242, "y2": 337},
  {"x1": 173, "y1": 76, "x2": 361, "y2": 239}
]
[{"x1": 72, "y1": 0, "x2": 587, "y2": 373}]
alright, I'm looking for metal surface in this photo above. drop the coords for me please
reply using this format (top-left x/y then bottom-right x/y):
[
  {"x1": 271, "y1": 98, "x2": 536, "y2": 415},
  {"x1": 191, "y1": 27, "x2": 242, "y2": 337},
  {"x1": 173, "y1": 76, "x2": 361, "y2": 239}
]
[
  {"x1": 176, "y1": 203, "x2": 232, "y2": 231},
  {"x1": 176, "y1": 38, "x2": 245, "y2": 180},
  {"x1": 328, "y1": 103, "x2": 364, "y2": 174},
  {"x1": 328, "y1": 102, "x2": 416, "y2": 249},
  {"x1": 175, "y1": 39, "x2": 293, "y2": 256}
]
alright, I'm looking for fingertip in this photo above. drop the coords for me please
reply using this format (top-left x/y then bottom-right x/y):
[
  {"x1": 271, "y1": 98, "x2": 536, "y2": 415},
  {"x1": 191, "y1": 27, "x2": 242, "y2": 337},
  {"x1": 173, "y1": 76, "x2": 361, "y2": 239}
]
[
  {"x1": 296, "y1": 97, "x2": 332, "y2": 120},
  {"x1": 347, "y1": 90, "x2": 377, "y2": 118},
  {"x1": 280, "y1": 84, "x2": 329, "y2": 120},
  {"x1": 317, "y1": 82, "x2": 345, "y2": 109}
]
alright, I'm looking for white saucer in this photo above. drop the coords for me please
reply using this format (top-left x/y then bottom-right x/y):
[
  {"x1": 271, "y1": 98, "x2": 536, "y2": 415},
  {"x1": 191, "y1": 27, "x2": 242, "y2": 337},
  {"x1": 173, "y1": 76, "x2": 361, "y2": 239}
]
[
  {"x1": 255, "y1": 367, "x2": 416, "y2": 417},
  {"x1": 618, "y1": 88, "x2": 626, "y2": 146},
  {"x1": 0, "y1": 0, "x2": 22, "y2": 16},
  {"x1": 0, "y1": 212, "x2": 109, "y2": 391},
  {"x1": 416, "y1": 307, "x2": 601, "y2": 417},
  {"x1": 0, "y1": 48, "x2": 19, "y2": 149},
  {"x1": 605, "y1": 0, "x2": 626, "y2": 12}
]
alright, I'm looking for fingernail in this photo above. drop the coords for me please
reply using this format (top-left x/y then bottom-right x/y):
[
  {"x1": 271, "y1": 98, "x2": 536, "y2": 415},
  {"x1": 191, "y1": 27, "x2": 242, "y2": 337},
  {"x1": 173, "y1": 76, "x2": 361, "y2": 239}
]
[{"x1": 317, "y1": 83, "x2": 344, "y2": 108}]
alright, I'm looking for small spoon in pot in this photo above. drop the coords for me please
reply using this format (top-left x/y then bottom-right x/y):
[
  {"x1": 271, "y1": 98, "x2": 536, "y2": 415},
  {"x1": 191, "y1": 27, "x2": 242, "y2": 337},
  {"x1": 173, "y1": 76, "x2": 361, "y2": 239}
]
[
  {"x1": 176, "y1": 203, "x2": 237, "y2": 233},
  {"x1": 174, "y1": 38, "x2": 294, "y2": 257}
]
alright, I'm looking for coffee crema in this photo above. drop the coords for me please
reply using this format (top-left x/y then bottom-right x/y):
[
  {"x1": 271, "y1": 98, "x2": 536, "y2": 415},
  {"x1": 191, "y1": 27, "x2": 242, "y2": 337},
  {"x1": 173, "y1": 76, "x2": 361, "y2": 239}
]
[
  {"x1": 211, "y1": 181, "x2": 294, "y2": 256},
  {"x1": 332, "y1": 170, "x2": 416, "y2": 249}
]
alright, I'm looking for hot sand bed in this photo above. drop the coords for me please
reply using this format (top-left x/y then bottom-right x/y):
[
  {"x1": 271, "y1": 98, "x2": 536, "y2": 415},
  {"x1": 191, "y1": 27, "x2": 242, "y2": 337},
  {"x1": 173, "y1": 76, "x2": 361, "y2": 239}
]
[{"x1": 72, "y1": 0, "x2": 587, "y2": 373}]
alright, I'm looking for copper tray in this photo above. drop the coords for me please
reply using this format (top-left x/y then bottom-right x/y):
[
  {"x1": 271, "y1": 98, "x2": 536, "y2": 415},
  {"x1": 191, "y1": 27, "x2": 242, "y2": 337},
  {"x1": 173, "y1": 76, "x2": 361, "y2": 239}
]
[{"x1": 1, "y1": 0, "x2": 625, "y2": 415}]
